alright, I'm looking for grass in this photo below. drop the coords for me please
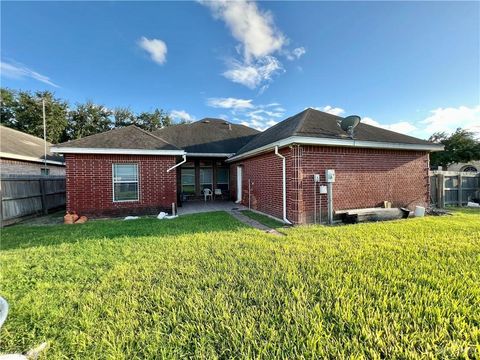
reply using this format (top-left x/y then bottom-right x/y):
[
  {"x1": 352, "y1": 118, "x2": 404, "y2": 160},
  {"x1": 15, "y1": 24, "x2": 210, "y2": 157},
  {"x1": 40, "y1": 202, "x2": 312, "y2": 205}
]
[
  {"x1": 1, "y1": 209, "x2": 479, "y2": 359},
  {"x1": 240, "y1": 210, "x2": 285, "y2": 229}
]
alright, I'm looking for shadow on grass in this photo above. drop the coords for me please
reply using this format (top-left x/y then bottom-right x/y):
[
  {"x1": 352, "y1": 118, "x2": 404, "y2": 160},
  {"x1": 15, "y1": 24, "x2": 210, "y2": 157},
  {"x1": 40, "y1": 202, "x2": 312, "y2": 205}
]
[{"x1": 1, "y1": 211, "x2": 249, "y2": 251}]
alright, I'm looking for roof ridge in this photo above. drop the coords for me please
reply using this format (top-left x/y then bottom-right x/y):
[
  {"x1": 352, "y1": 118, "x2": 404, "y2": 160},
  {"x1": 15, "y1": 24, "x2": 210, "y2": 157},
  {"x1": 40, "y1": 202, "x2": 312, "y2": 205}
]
[
  {"x1": 132, "y1": 125, "x2": 180, "y2": 150},
  {"x1": 292, "y1": 108, "x2": 313, "y2": 135},
  {"x1": 55, "y1": 125, "x2": 128, "y2": 146}
]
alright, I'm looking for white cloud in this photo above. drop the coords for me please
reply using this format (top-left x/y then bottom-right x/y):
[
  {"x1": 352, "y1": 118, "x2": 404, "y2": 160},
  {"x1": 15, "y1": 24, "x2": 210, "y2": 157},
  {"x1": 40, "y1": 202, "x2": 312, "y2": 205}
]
[
  {"x1": 201, "y1": 0, "x2": 285, "y2": 61},
  {"x1": 0, "y1": 60, "x2": 59, "y2": 87},
  {"x1": 420, "y1": 105, "x2": 480, "y2": 137},
  {"x1": 200, "y1": 0, "x2": 302, "y2": 90},
  {"x1": 310, "y1": 105, "x2": 345, "y2": 116},
  {"x1": 286, "y1": 47, "x2": 306, "y2": 61},
  {"x1": 138, "y1": 37, "x2": 167, "y2": 65},
  {"x1": 361, "y1": 105, "x2": 480, "y2": 138},
  {"x1": 207, "y1": 96, "x2": 284, "y2": 131},
  {"x1": 207, "y1": 97, "x2": 254, "y2": 110},
  {"x1": 319, "y1": 105, "x2": 345, "y2": 116},
  {"x1": 170, "y1": 110, "x2": 196, "y2": 122},
  {"x1": 362, "y1": 117, "x2": 417, "y2": 135},
  {"x1": 223, "y1": 56, "x2": 283, "y2": 89}
]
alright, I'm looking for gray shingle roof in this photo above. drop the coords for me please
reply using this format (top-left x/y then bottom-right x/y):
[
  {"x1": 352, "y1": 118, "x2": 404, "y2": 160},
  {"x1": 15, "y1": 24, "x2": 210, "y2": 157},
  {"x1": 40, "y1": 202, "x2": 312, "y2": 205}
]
[
  {"x1": 55, "y1": 125, "x2": 179, "y2": 150},
  {"x1": 236, "y1": 108, "x2": 436, "y2": 155},
  {"x1": 152, "y1": 118, "x2": 259, "y2": 154},
  {"x1": 0, "y1": 125, "x2": 64, "y2": 164}
]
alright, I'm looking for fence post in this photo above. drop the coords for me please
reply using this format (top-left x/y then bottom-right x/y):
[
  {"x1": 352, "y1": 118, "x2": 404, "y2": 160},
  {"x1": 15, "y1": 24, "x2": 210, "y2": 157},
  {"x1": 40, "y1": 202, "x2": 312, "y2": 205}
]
[
  {"x1": 437, "y1": 174, "x2": 445, "y2": 208},
  {"x1": 458, "y1": 173, "x2": 463, "y2": 206},
  {"x1": 39, "y1": 178, "x2": 48, "y2": 215}
]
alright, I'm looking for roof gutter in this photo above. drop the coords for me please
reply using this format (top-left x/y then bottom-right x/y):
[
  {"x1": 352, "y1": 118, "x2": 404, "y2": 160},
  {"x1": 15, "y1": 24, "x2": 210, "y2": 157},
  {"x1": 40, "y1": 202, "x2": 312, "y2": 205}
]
[
  {"x1": 186, "y1": 153, "x2": 234, "y2": 157},
  {"x1": 226, "y1": 136, "x2": 444, "y2": 163},
  {"x1": 274, "y1": 146, "x2": 292, "y2": 225},
  {"x1": 50, "y1": 147, "x2": 186, "y2": 156},
  {"x1": 167, "y1": 155, "x2": 187, "y2": 173},
  {"x1": 0, "y1": 152, "x2": 65, "y2": 166}
]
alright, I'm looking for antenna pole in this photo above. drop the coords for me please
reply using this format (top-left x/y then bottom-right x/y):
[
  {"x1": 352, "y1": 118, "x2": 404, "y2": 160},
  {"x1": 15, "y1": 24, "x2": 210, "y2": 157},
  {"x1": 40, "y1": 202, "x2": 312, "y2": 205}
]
[{"x1": 42, "y1": 98, "x2": 47, "y2": 173}]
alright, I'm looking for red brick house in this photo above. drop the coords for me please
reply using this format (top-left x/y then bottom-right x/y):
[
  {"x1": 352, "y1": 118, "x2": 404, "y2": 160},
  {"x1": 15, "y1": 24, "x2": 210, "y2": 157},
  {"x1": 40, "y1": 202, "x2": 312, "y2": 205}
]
[{"x1": 52, "y1": 109, "x2": 442, "y2": 223}]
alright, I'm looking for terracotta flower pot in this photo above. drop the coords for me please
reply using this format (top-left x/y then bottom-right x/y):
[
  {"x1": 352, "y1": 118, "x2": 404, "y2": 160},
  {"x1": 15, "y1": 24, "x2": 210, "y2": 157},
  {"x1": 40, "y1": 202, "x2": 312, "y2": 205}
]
[
  {"x1": 75, "y1": 216, "x2": 88, "y2": 224},
  {"x1": 64, "y1": 212, "x2": 74, "y2": 224}
]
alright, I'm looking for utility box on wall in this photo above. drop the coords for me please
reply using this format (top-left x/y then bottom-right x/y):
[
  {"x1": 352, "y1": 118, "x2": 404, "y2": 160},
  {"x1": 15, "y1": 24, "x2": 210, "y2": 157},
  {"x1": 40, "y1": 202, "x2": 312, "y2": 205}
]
[{"x1": 325, "y1": 169, "x2": 335, "y2": 183}]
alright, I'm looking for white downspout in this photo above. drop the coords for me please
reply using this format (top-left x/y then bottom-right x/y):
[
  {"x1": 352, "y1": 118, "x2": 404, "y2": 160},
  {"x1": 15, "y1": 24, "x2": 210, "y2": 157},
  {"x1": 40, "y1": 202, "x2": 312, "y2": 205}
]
[
  {"x1": 275, "y1": 146, "x2": 293, "y2": 225},
  {"x1": 167, "y1": 154, "x2": 187, "y2": 173}
]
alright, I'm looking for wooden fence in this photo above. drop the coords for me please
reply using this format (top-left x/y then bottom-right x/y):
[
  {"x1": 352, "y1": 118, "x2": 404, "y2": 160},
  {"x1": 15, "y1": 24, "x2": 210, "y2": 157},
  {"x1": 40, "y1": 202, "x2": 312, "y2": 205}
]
[
  {"x1": 430, "y1": 171, "x2": 480, "y2": 207},
  {"x1": 0, "y1": 175, "x2": 66, "y2": 226}
]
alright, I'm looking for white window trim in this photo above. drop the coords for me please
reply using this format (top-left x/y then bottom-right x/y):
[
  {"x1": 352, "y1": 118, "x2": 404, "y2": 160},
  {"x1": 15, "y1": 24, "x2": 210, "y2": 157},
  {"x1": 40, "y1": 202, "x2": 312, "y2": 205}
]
[{"x1": 112, "y1": 163, "x2": 140, "y2": 202}]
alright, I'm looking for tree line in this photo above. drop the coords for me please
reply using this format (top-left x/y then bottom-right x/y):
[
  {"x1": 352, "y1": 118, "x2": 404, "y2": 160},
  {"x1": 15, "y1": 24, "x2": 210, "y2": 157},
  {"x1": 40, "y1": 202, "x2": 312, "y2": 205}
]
[
  {"x1": 429, "y1": 128, "x2": 480, "y2": 169},
  {"x1": 1, "y1": 87, "x2": 478, "y2": 169},
  {"x1": 0, "y1": 88, "x2": 188, "y2": 144}
]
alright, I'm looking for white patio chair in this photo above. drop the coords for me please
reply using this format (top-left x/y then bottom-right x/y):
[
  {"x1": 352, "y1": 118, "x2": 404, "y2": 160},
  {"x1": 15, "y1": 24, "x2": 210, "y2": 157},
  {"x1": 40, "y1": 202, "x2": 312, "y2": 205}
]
[
  {"x1": 214, "y1": 188, "x2": 222, "y2": 199},
  {"x1": 203, "y1": 188, "x2": 213, "y2": 202}
]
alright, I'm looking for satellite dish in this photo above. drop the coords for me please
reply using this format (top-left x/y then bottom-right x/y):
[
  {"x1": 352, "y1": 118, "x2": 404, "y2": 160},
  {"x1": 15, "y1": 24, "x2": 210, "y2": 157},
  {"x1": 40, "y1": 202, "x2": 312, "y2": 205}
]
[{"x1": 340, "y1": 115, "x2": 361, "y2": 138}]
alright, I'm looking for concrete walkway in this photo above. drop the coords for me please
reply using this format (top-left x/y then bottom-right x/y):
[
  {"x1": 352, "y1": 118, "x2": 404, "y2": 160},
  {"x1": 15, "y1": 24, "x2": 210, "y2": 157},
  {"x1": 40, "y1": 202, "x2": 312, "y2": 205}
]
[
  {"x1": 228, "y1": 210, "x2": 285, "y2": 236},
  {"x1": 177, "y1": 200, "x2": 284, "y2": 236}
]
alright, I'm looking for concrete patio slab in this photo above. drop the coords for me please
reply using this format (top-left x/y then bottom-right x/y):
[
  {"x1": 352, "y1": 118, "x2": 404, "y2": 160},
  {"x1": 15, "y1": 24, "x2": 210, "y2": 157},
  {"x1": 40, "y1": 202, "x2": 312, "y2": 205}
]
[{"x1": 177, "y1": 201, "x2": 247, "y2": 215}]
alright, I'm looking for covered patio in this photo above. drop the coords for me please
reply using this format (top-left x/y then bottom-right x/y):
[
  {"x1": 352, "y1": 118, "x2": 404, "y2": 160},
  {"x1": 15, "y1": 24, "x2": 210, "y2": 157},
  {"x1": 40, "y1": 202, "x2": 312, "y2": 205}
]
[
  {"x1": 177, "y1": 157, "x2": 231, "y2": 203},
  {"x1": 177, "y1": 200, "x2": 246, "y2": 215}
]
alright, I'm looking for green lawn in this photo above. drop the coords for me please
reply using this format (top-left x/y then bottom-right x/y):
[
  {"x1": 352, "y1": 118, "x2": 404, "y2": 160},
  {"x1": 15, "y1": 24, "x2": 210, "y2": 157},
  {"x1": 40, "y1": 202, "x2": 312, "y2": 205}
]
[
  {"x1": 240, "y1": 210, "x2": 285, "y2": 229},
  {"x1": 1, "y1": 210, "x2": 479, "y2": 359}
]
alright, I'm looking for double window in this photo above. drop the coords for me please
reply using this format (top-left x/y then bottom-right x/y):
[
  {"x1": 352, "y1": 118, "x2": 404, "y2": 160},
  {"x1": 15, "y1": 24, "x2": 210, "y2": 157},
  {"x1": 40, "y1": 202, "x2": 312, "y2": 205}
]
[
  {"x1": 216, "y1": 167, "x2": 229, "y2": 191},
  {"x1": 181, "y1": 161, "x2": 196, "y2": 194},
  {"x1": 200, "y1": 161, "x2": 213, "y2": 192},
  {"x1": 113, "y1": 164, "x2": 139, "y2": 202}
]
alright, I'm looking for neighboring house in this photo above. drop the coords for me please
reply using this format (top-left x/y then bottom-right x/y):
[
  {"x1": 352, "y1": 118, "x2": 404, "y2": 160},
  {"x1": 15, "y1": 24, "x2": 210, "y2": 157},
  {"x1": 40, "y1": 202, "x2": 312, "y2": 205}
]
[
  {"x1": 51, "y1": 108, "x2": 442, "y2": 223},
  {"x1": 0, "y1": 125, "x2": 65, "y2": 176},
  {"x1": 446, "y1": 161, "x2": 480, "y2": 173}
]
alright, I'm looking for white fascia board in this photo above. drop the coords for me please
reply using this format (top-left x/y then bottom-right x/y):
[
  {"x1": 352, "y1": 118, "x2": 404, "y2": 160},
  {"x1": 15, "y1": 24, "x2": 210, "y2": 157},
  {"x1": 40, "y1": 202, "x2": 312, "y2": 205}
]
[
  {"x1": 186, "y1": 153, "x2": 234, "y2": 158},
  {"x1": 226, "y1": 136, "x2": 444, "y2": 162},
  {"x1": 50, "y1": 147, "x2": 186, "y2": 156},
  {"x1": 0, "y1": 152, "x2": 65, "y2": 166}
]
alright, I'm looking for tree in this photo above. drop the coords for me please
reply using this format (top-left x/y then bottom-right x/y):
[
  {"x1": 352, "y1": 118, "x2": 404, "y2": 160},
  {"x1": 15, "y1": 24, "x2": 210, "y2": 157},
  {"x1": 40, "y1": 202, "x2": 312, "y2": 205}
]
[
  {"x1": 0, "y1": 89, "x2": 69, "y2": 144},
  {"x1": 113, "y1": 107, "x2": 136, "y2": 128},
  {"x1": 429, "y1": 128, "x2": 480, "y2": 169},
  {"x1": 0, "y1": 88, "x2": 17, "y2": 126},
  {"x1": 136, "y1": 108, "x2": 172, "y2": 131},
  {"x1": 67, "y1": 101, "x2": 113, "y2": 140}
]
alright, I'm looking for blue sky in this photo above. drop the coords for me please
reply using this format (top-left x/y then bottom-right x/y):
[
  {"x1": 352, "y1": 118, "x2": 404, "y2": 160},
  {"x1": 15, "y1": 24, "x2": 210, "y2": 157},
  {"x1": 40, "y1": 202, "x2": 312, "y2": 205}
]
[{"x1": 1, "y1": 1, "x2": 479, "y2": 138}]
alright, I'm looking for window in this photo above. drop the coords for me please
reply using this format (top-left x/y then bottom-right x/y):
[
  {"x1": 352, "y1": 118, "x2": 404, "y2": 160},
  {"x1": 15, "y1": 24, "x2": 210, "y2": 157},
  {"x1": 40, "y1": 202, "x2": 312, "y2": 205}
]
[
  {"x1": 200, "y1": 168, "x2": 213, "y2": 192},
  {"x1": 462, "y1": 166, "x2": 478, "y2": 173},
  {"x1": 40, "y1": 168, "x2": 50, "y2": 175},
  {"x1": 199, "y1": 161, "x2": 213, "y2": 192},
  {"x1": 216, "y1": 167, "x2": 229, "y2": 191},
  {"x1": 113, "y1": 164, "x2": 139, "y2": 202},
  {"x1": 181, "y1": 168, "x2": 196, "y2": 194}
]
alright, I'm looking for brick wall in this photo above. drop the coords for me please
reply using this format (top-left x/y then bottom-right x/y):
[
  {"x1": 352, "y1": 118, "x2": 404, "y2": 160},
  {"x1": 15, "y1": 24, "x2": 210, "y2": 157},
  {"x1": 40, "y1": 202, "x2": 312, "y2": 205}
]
[
  {"x1": 231, "y1": 146, "x2": 429, "y2": 224},
  {"x1": 65, "y1": 154, "x2": 177, "y2": 217},
  {"x1": 1, "y1": 158, "x2": 65, "y2": 176},
  {"x1": 298, "y1": 146, "x2": 429, "y2": 223},
  {"x1": 230, "y1": 148, "x2": 293, "y2": 221}
]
